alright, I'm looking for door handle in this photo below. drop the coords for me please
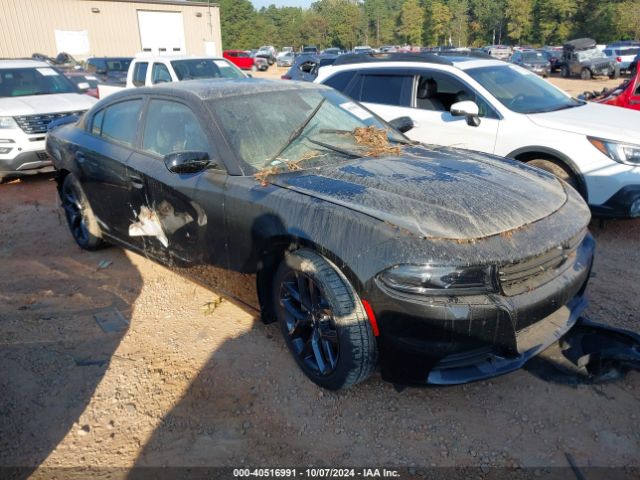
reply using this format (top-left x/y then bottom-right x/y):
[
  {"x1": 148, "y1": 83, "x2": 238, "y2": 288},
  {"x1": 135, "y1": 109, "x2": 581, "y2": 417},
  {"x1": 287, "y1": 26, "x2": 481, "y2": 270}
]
[{"x1": 129, "y1": 175, "x2": 144, "y2": 189}]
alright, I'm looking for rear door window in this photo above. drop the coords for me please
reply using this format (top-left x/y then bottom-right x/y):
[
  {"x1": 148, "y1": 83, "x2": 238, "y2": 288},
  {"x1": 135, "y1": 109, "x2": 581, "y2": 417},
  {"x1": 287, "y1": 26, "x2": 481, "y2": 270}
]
[
  {"x1": 100, "y1": 99, "x2": 143, "y2": 147},
  {"x1": 349, "y1": 73, "x2": 413, "y2": 107},
  {"x1": 132, "y1": 62, "x2": 148, "y2": 87},
  {"x1": 323, "y1": 71, "x2": 357, "y2": 93}
]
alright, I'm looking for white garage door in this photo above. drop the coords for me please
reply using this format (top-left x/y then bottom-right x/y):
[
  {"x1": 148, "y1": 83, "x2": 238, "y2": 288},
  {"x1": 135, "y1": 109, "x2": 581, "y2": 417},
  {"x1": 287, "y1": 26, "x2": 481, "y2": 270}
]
[{"x1": 137, "y1": 10, "x2": 185, "y2": 55}]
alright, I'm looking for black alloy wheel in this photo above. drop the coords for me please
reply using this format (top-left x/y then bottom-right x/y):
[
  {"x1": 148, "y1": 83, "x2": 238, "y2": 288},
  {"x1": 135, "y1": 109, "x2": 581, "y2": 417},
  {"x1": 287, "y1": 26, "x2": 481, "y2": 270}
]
[
  {"x1": 61, "y1": 174, "x2": 105, "y2": 250},
  {"x1": 279, "y1": 270, "x2": 339, "y2": 376},
  {"x1": 273, "y1": 249, "x2": 378, "y2": 390}
]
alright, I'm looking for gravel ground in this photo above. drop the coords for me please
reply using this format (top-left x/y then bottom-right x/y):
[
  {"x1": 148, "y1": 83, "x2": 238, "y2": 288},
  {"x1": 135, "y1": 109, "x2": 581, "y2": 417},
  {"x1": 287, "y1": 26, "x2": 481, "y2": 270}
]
[{"x1": 0, "y1": 74, "x2": 639, "y2": 477}]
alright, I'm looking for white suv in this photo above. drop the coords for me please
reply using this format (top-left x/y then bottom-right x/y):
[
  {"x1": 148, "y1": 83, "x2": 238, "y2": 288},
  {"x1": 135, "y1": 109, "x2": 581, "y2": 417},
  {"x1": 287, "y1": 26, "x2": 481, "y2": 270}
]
[
  {"x1": 603, "y1": 46, "x2": 640, "y2": 72},
  {"x1": 315, "y1": 53, "x2": 640, "y2": 218},
  {"x1": 0, "y1": 60, "x2": 97, "y2": 182}
]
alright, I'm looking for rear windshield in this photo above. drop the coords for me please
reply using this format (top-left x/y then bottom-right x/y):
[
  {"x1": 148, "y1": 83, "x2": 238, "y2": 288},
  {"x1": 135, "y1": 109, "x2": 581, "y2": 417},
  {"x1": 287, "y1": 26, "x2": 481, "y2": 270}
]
[
  {"x1": 171, "y1": 59, "x2": 245, "y2": 80},
  {"x1": 106, "y1": 59, "x2": 131, "y2": 71},
  {"x1": 618, "y1": 48, "x2": 640, "y2": 55},
  {"x1": 0, "y1": 67, "x2": 77, "y2": 97},
  {"x1": 522, "y1": 52, "x2": 546, "y2": 61}
]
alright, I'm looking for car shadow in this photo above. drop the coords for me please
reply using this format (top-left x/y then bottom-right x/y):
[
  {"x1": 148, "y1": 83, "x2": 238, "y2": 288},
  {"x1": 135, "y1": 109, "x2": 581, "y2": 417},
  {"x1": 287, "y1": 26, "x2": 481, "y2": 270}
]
[{"x1": 0, "y1": 177, "x2": 143, "y2": 477}]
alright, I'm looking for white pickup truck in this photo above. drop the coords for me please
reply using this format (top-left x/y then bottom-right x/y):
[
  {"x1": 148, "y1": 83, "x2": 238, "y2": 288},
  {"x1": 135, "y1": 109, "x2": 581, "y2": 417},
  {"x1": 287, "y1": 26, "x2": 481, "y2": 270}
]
[{"x1": 98, "y1": 55, "x2": 247, "y2": 98}]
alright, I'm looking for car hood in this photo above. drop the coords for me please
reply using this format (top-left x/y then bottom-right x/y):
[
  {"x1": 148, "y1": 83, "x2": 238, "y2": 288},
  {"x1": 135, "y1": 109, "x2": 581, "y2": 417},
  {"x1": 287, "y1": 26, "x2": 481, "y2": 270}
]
[
  {"x1": 527, "y1": 102, "x2": 640, "y2": 142},
  {"x1": 270, "y1": 146, "x2": 568, "y2": 241},
  {"x1": 0, "y1": 93, "x2": 97, "y2": 116}
]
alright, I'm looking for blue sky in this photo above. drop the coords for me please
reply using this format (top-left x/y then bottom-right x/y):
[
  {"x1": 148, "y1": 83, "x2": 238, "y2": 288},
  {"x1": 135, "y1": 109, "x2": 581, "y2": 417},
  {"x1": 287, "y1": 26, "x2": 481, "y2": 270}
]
[{"x1": 250, "y1": 0, "x2": 312, "y2": 9}]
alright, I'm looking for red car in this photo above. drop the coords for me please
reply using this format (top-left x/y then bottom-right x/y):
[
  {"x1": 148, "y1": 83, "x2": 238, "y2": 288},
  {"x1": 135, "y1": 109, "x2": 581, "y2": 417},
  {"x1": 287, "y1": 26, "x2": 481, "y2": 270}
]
[
  {"x1": 223, "y1": 50, "x2": 258, "y2": 71},
  {"x1": 591, "y1": 60, "x2": 640, "y2": 111}
]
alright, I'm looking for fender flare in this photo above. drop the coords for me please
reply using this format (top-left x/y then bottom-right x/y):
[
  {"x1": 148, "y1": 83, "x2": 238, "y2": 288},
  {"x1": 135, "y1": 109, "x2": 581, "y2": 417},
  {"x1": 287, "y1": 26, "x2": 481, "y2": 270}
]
[{"x1": 506, "y1": 146, "x2": 588, "y2": 200}]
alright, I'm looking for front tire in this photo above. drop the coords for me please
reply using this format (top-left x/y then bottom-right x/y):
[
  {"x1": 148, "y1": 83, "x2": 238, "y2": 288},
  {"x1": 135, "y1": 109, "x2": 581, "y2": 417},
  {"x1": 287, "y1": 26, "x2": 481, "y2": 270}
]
[
  {"x1": 273, "y1": 249, "x2": 377, "y2": 390},
  {"x1": 580, "y1": 68, "x2": 592, "y2": 80},
  {"x1": 60, "y1": 173, "x2": 106, "y2": 250},
  {"x1": 561, "y1": 66, "x2": 570, "y2": 78},
  {"x1": 526, "y1": 159, "x2": 578, "y2": 191}
]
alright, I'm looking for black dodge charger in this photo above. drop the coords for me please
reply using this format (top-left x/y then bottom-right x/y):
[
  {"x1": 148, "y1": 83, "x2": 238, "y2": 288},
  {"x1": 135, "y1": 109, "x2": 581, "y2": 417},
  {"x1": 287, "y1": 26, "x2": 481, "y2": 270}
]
[{"x1": 46, "y1": 79, "x2": 594, "y2": 390}]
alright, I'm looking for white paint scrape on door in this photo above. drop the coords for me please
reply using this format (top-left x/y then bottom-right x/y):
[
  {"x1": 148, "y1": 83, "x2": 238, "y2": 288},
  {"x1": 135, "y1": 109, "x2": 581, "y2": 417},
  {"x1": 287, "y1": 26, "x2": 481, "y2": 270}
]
[{"x1": 137, "y1": 10, "x2": 186, "y2": 55}]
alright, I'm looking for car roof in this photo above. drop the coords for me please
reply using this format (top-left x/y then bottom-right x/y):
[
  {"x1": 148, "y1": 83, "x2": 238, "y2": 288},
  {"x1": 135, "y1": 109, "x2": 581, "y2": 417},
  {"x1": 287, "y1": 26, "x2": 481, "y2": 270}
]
[
  {"x1": 134, "y1": 54, "x2": 222, "y2": 61},
  {"x1": 0, "y1": 59, "x2": 51, "y2": 69},
  {"x1": 326, "y1": 53, "x2": 505, "y2": 72},
  {"x1": 108, "y1": 78, "x2": 330, "y2": 103}
]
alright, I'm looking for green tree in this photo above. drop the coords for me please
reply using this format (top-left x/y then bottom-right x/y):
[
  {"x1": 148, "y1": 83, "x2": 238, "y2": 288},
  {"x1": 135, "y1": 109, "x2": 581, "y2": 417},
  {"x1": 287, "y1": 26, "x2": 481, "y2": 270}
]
[
  {"x1": 536, "y1": 0, "x2": 577, "y2": 45},
  {"x1": 312, "y1": 0, "x2": 364, "y2": 49},
  {"x1": 614, "y1": 0, "x2": 640, "y2": 40},
  {"x1": 400, "y1": 0, "x2": 425, "y2": 44},
  {"x1": 448, "y1": 0, "x2": 470, "y2": 47},
  {"x1": 427, "y1": 0, "x2": 452, "y2": 45},
  {"x1": 505, "y1": 0, "x2": 534, "y2": 43}
]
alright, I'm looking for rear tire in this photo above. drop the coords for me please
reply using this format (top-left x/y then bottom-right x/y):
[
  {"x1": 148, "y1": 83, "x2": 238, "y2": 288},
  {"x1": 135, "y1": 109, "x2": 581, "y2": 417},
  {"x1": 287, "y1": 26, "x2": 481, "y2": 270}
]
[
  {"x1": 580, "y1": 68, "x2": 592, "y2": 80},
  {"x1": 526, "y1": 159, "x2": 578, "y2": 191},
  {"x1": 60, "y1": 173, "x2": 106, "y2": 250},
  {"x1": 273, "y1": 248, "x2": 378, "y2": 390},
  {"x1": 561, "y1": 66, "x2": 570, "y2": 78},
  {"x1": 251, "y1": 65, "x2": 257, "y2": 72}
]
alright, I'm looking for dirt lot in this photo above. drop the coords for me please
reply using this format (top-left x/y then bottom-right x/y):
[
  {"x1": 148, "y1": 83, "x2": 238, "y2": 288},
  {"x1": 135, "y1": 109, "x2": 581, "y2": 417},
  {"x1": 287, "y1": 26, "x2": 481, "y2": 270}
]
[{"x1": 1, "y1": 75, "x2": 639, "y2": 477}]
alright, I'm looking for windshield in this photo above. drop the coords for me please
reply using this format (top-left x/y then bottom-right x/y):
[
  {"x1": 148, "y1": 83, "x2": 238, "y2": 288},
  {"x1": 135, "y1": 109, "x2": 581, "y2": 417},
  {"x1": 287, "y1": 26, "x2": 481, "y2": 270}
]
[
  {"x1": 171, "y1": 59, "x2": 245, "y2": 80},
  {"x1": 466, "y1": 65, "x2": 583, "y2": 114},
  {"x1": 576, "y1": 49, "x2": 606, "y2": 61},
  {"x1": 68, "y1": 75, "x2": 99, "y2": 88},
  {"x1": 212, "y1": 88, "x2": 407, "y2": 172},
  {"x1": 106, "y1": 59, "x2": 131, "y2": 71},
  {"x1": 0, "y1": 67, "x2": 77, "y2": 97},
  {"x1": 522, "y1": 52, "x2": 546, "y2": 62}
]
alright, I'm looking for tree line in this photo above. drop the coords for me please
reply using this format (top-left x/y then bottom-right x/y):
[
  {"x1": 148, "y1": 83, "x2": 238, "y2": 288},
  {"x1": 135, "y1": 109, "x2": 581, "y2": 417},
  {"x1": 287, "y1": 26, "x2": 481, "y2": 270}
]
[{"x1": 201, "y1": 0, "x2": 640, "y2": 50}]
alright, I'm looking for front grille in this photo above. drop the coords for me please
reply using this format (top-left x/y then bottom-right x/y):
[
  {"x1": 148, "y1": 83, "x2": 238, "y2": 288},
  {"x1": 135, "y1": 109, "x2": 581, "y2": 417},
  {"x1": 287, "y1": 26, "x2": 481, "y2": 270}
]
[
  {"x1": 499, "y1": 230, "x2": 585, "y2": 296},
  {"x1": 594, "y1": 62, "x2": 611, "y2": 71},
  {"x1": 13, "y1": 111, "x2": 86, "y2": 135}
]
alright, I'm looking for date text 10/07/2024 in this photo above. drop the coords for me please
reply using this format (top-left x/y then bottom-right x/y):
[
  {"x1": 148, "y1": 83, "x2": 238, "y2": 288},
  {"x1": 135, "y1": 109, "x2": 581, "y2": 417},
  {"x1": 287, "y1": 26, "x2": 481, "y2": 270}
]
[{"x1": 233, "y1": 468, "x2": 401, "y2": 478}]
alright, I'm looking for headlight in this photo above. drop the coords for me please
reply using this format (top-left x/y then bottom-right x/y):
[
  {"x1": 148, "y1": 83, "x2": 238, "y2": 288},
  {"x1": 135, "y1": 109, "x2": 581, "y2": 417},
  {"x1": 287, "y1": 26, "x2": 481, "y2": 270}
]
[
  {"x1": 377, "y1": 264, "x2": 497, "y2": 296},
  {"x1": 588, "y1": 137, "x2": 640, "y2": 166},
  {"x1": 0, "y1": 117, "x2": 18, "y2": 129}
]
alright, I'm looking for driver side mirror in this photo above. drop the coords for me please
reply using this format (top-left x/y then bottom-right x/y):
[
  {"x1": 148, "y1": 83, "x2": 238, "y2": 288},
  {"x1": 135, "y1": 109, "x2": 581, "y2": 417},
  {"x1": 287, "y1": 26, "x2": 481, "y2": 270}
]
[
  {"x1": 450, "y1": 101, "x2": 481, "y2": 127},
  {"x1": 388, "y1": 116, "x2": 415, "y2": 133},
  {"x1": 164, "y1": 151, "x2": 211, "y2": 174}
]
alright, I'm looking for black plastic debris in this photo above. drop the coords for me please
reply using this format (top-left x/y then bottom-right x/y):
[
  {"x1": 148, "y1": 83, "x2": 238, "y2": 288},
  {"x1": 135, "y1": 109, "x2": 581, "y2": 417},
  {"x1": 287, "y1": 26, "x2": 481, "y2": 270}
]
[
  {"x1": 527, "y1": 317, "x2": 640, "y2": 384},
  {"x1": 94, "y1": 309, "x2": 129, "y2": 334}
]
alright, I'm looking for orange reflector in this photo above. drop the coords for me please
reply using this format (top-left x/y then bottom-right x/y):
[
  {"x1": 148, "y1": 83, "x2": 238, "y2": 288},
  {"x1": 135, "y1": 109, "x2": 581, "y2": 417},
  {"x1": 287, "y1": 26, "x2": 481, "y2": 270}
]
[{"x1": 362, "y1": 299, "x2": 380, "y2": 336}]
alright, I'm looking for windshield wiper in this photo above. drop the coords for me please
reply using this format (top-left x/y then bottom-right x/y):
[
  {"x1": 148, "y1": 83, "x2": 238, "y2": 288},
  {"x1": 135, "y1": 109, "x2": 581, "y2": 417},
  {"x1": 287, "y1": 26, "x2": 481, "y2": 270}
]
[
  {"x1": 528, "y1": 101, "x2": 585, "y2": 114},
  {"x1": 266, "y1": 98, "x2": 327, "y2": 165},
  {"x1": 306, "y1": 138, "x2": 361, "y2": 158},
  {"x1": 318, "y1": 128, "x2": 412, "y2": 145}
]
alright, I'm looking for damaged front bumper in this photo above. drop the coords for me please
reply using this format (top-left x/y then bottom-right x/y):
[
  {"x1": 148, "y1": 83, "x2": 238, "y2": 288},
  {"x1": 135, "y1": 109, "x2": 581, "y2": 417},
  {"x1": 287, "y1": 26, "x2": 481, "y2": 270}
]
[{"x1": 371, "y1": 233, "x2": 595, "y2": 386}]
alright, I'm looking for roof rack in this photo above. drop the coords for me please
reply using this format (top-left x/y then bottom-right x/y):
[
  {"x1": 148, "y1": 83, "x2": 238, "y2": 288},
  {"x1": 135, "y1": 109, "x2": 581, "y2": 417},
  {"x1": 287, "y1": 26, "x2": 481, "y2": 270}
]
[
  {"x1": 434, "y1": 50, "x2": 494, "y2": 60},
  {"x1": 331, "y1": 52, "x2": 452, "y2": 67}
]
